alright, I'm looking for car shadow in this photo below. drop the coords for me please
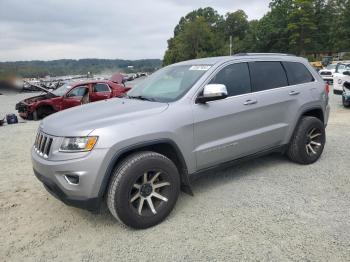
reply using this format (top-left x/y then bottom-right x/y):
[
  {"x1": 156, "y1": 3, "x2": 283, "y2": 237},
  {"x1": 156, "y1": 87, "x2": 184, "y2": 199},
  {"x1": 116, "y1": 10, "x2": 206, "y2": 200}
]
[{"x1": 69, "y1": 152, "x2": 289, "y2": 229}]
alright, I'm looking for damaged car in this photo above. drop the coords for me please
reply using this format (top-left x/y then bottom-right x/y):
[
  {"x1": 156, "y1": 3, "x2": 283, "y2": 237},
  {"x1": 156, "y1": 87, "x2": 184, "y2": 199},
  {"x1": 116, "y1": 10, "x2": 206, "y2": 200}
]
[{"x1": 16, "y1": 80, "x2": 131, "y2": 120}]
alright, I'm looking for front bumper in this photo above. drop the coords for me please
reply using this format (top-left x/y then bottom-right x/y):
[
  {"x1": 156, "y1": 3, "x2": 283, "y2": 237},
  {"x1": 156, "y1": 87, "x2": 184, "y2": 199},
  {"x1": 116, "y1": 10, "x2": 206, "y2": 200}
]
[
  {"x1": 31, "y1": 147, "x2": 109, "y2": 211},
  {"x1": 34, "y1": 169, "x2": 100, "y2": 211},
  {"x1": 15, "y1": 102, "x2": 31, "y2": 119},
  {"x1": 334, "y1": 89, "x2": 343, "y2": 95},
  {"x1": 321, "y1": 76, "x2": 333, "y2": 82}
]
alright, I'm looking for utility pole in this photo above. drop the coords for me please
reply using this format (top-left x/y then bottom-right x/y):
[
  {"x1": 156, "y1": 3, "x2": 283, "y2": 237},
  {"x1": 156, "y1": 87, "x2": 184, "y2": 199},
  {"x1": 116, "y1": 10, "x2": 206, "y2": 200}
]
[{"x1": 229, "y1": 36, "x2": 232, "y2": 56}]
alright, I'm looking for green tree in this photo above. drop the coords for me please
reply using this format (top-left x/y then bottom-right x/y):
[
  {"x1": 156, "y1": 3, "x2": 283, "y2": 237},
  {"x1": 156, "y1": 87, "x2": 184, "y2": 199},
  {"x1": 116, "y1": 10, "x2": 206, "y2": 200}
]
[
  {"x1": 224, "y1": 10, "x2": 249, "y2": 40},
  {"x1": 287, "y1": 0, "x2": 317, "y2": 55}
]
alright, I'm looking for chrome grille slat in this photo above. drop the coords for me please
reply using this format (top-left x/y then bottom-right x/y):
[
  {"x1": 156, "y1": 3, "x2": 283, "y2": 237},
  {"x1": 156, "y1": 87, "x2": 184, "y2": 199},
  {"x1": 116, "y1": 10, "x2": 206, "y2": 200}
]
[
  {"x1": 44, "y1": 138, "x2": 53, "y2": 156},
  {"x1": 37, "y1": 134, "x2": 43, "y2": 150},
  {"x1": 41, "y1": 137, "x2": 47, "y2": 153},
  {"x1": 34, "y1": 131, "x2": 53, "y2": 159}
]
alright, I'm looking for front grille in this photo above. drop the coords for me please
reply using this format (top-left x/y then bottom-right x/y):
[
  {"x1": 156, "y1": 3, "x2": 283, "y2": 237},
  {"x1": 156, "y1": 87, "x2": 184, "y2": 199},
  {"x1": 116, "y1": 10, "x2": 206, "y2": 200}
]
[
  {"x1": 320, "y1": 71, "x2": 332, "y2": 76},
  {"x1": 34, "y1": 132, "x2": 53, "y2": 158},
  {"x1": 16, "y1": 102, "x2": 28, "y2": 113}
]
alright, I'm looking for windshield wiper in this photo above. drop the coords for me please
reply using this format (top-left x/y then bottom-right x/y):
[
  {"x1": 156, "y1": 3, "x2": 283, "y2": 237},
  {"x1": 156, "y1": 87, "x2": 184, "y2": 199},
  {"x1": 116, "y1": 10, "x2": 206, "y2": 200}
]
[{"x1": 126, "y1": 95, "x2": 156, "y2": 102}]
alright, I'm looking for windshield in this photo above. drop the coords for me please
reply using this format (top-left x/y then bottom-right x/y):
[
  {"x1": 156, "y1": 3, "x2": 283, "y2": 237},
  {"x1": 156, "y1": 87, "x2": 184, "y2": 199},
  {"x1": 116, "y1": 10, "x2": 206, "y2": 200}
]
[
  {"x1": 127, "y1": 65, "x2": 210, "y2": 102},
  {"x1": 51, "y1": 83, "x2": 73, "y2": 96},
  {"x1": 326, "y1": 64, "x2": 336, "y2": 70},
  {"x1": 336, "y1": 64, "x2": 350, "y2": 74}
]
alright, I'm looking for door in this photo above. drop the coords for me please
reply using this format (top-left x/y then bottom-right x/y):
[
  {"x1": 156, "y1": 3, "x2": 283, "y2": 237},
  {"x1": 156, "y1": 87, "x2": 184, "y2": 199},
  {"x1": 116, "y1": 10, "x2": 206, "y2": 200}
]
[
  {"x1": 246, "y1": 61, "x2": 300, "y2": 150},
  {"x1": 90, "y1": 83, "x2": 111, "y2": 102},
  {"x1": 193, "y1": 62, "x2": 261, "y2": 170},
  {"x1": 61, "y1": 85, "x2": 88, "y2": 110}
]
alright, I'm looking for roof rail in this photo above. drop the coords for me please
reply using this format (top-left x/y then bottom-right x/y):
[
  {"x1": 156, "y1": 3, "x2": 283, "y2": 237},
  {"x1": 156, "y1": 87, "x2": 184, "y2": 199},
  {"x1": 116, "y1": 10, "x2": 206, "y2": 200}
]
[{"x1": 233, "y1": 53, "x2": 295, "y2": 57}]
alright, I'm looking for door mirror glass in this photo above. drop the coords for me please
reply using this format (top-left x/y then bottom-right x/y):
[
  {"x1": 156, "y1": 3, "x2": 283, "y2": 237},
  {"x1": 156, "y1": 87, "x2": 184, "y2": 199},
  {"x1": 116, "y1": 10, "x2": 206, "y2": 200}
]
[
  {"x1": 196, "y1": 84, "x2": 228, "y2": 103},
  {"x1": 343, "y1": 71, "x2": 350, "y2": 76}
]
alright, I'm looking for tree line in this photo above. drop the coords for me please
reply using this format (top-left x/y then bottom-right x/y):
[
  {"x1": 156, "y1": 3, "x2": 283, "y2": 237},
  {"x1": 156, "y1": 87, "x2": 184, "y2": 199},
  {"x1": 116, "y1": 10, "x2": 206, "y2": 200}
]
[
  {"x1": 163, "y1": 0, "x2": 350, "y2": 65},
  {"x1": 0, "y1": 59, "x2": 162, "y2": 79}
]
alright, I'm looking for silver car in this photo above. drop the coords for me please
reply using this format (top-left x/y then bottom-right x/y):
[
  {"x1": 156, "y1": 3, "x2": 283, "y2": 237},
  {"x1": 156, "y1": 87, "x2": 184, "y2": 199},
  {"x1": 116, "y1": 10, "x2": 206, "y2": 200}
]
[{"x1": 32, "y1": 54, "x2": 330, "y2": 228}]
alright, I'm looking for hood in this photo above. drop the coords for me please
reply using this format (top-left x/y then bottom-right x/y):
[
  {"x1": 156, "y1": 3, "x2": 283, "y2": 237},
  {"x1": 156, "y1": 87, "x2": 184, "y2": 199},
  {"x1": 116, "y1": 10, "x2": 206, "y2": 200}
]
[
  {"x1": 110, "y1": 73, "x2": 124, "y2": 84},
  {"x1": 41, "y1": 98, "x2": 169, "y2": 136},
  {"x1": 23, "y1": 93, "x2": 57, "y2": 104},
  {"x1": 24, "y1": 81, "x2": 51, "y2": 93}
]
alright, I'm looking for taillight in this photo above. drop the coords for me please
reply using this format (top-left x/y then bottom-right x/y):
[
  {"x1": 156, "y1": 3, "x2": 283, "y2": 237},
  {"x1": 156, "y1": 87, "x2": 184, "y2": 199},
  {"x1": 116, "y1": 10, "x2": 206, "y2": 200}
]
[{"x1": 325, "y1": 83, "x2": 330, "y2": 94}]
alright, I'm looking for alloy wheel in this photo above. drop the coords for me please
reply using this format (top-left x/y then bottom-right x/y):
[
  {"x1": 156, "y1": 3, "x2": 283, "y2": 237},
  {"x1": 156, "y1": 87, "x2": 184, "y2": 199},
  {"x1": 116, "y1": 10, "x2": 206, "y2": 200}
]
[
  {"x1": 305, "y1": 127, "x2": 323, "y2": 156},
  {"x1": 129, "y1": 171, "x2": 171, "y2": 216}
]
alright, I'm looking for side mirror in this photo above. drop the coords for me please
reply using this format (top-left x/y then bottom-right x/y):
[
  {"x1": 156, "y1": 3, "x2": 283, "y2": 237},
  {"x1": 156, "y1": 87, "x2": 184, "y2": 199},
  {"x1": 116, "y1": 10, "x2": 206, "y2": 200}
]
[
  {"x1": 196, "y1": 84, "x2": 228, "y2": 104},
  {"x1": 343, "y1": 71, "x2": 350, "y2": 76}
]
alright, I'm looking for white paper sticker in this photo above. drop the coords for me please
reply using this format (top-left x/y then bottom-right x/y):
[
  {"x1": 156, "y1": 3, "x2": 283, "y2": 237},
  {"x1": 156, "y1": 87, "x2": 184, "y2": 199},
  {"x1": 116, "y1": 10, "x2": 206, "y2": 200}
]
[{"x1": 189, "y1": 65, "x2": 211, "y2": 71}]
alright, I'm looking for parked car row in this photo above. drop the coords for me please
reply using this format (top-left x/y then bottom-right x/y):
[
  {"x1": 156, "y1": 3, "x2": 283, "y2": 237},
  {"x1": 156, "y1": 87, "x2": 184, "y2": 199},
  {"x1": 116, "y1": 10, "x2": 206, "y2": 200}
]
[
  {"x1": 31, "y1": 54, "x2": 330, "y2": 229},
  {"x1": 16, "y1": 80, "x2": 130, "y2": 120}
]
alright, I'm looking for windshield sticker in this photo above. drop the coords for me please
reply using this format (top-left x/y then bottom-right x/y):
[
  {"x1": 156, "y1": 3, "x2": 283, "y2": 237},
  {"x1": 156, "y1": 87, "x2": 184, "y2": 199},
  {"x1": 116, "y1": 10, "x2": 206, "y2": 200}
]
[{"x1": 189, "y1": 65, "x2": 211, "y2": 71}]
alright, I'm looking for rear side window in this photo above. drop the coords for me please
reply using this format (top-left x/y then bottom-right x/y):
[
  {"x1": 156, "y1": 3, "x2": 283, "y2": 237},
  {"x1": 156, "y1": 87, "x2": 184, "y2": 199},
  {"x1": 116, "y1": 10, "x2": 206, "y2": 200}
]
[
  {"x1": 249, "y1": 62, "x2": 288, "y2": 92},
  {"x1": 93, "y1": 83, "x2": 110, "y2": 92},
  {"x1": 210, "y1": 62, "x2": 251, "y2": 97},
  {"x1": 282, "y1": 62, "x2": 314, "y2": 85}
]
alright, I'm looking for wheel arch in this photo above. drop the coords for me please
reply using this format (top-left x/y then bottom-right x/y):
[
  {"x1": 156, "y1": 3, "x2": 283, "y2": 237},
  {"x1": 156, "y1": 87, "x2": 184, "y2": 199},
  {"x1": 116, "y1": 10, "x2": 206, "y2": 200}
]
[
  {"x1": 98, "y1": 139, "x2": 192, "y2": 200},
  {"x1": 300, "y1": 107, "x2": 324, "y2": 124},
  {"x1": 288, "y1": 106, "x2": 325, "y2": 145}
]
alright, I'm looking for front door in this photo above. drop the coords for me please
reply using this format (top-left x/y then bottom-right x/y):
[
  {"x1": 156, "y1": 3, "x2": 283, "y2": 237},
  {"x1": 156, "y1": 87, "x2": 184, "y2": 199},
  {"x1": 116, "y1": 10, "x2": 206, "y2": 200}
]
[
  {"x1": 61, "y1": 85, "x2": 88, "y2": 110},
  {"x1": 193, "y1": 62, "x2": 261, "y2": 170}
]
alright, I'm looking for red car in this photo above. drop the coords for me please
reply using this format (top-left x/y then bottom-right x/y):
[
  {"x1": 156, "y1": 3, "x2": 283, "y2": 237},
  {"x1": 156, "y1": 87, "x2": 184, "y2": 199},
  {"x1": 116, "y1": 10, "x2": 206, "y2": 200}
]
[{"x1": 16, "y1": 80, "x2": 131, "y2": 120}]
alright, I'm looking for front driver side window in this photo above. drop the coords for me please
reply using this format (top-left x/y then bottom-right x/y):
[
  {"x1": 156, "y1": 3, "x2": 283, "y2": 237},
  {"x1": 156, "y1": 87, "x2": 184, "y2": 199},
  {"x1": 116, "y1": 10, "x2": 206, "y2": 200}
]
[
  {"x1": 210, "y1": 63, "x2": 251, "y2": 97},
  {"x1": 67, "y1": 86, "x2": 88, "y2": 97}
]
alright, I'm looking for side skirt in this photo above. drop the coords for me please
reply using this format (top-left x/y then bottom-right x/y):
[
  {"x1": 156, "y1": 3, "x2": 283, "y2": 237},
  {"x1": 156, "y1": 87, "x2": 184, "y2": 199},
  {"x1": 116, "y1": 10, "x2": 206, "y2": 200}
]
[{"x1": 189, "y1": 145, "x2": 287, "y2": 182}]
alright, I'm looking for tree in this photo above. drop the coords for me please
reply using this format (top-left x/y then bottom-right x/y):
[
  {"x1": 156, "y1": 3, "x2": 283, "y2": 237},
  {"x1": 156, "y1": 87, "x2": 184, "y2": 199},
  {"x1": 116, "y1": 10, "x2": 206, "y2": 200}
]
[
  {"x1": 287, "y1": 0, "x2": 317, "y2": 55},
  {"x1": 224, "y1": 10, "x2": 249, "y2": 40},
  {"x1": 163, "y1": 7, "x2": 226, "y2": 65}
]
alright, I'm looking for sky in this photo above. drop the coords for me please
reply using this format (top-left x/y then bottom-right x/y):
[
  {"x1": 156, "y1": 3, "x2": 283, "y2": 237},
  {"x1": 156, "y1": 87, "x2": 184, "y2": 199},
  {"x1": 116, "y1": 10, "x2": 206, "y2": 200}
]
[{"x1": 0, "y1": 0, "x2": 270, "y2": 62}]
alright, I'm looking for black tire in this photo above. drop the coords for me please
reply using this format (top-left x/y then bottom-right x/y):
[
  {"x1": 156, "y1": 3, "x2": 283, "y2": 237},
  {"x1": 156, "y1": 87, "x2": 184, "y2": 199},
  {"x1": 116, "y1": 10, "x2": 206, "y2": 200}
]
[
  {"x1": 287, "y1": 116, "x2": 326, "y2": 165},
  {"x1": 37, "y1": 106, "x2": 55, "y2": 119},
  {"x1": 342, "y1": 96, "x2": 350, "y2": 108},
  {"x1": 107, "y1": 151, "x2": 180, "y2": 229},
  {"x1": 32, "y1": 110, "x2": 39, "y2": 121}
]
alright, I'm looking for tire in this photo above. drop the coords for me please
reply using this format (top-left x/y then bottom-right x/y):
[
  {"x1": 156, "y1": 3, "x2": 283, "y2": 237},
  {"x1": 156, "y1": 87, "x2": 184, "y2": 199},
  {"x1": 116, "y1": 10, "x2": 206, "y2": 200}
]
[
  {"x1": 287, "y1": 116, "x2": 326, "y2": 165},
  {"x1": 342, "y1": 96, "x2": 350, "y2": 108},
  {"x1": 37, "y1": 106, "x2": 55, "y2": 119},
  {"x1": 32, "y1": 110, "x2": 39, "y2": 121},
  {"x1": 107, "y1": 151, "x2": 180, "y2": 229}
]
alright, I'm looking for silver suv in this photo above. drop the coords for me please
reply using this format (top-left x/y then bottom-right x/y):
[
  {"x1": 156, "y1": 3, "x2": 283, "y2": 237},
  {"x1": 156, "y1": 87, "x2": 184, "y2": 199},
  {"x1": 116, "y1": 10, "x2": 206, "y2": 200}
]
[{"x1": 32, "y1": 54, "x2": 330, "y2": 228}]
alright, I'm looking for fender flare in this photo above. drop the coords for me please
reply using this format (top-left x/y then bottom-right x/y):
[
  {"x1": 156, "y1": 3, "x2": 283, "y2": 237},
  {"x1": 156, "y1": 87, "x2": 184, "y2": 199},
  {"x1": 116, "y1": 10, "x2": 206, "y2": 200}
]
[
  {"x1": 289, "y1": 106, "x2": 324, "y2": 143},
  {"x1": 97, "y1": 138, "x2": 192, "y2": 200}
]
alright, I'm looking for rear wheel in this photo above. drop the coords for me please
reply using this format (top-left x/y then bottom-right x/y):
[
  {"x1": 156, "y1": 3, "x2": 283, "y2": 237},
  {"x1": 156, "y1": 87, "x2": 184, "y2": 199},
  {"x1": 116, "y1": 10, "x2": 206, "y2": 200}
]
[
  {"x1": 287, "y1": 116, "x2": 325, "y2": 165},
  {"x1": 107, "y1": 151, "x2": 180, "y2": 229}
]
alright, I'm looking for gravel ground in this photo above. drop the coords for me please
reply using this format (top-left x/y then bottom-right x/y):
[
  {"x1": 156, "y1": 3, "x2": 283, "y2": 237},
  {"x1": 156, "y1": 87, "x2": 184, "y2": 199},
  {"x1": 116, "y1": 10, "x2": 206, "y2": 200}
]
[{"x1": 0, "y1": 89, "x2": 349, "y2": 262}]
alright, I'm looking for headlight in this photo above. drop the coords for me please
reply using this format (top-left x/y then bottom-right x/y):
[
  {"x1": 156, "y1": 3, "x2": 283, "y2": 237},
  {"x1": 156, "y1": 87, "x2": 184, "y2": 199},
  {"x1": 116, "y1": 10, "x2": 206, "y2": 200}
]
[
  {"x1": 59, "y1": 136, "x2": 98, "y2": 152},
  {"x1": 338, "y1": 79, "x2": 343, "y2": 85}
]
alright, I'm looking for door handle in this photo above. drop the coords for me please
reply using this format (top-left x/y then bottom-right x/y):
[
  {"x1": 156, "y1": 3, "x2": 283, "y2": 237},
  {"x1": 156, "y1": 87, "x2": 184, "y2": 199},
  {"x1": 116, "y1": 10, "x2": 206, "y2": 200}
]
[
  {"x1": 289, "y1": 91, "x2": 300, "y2": 96},
  {"x1": 243, "y1": 99, "x2": 257, "y2": 105}
]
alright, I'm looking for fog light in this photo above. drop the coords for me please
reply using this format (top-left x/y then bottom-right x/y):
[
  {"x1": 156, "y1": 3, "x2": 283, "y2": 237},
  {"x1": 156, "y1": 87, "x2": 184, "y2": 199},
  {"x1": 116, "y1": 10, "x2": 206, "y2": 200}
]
[{"x1": 64, "y1": 174, "x2": 79, "y2": 185}]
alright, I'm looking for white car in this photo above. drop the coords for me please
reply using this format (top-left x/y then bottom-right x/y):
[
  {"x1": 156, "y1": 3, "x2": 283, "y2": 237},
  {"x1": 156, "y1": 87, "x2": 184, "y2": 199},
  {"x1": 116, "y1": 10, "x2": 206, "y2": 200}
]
[
  {"x1": 319, "y1": 63, "x2": 337, "y2": 83},
  {"x1": 333, "y1": 62, "x2": 350, "y2": 95}
]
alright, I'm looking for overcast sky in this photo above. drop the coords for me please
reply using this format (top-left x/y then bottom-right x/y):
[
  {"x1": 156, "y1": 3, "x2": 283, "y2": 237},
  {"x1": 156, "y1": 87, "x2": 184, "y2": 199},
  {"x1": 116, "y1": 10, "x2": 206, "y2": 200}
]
[{"x1": 0, "y1": 0, "x2": 270, "y2": 61}]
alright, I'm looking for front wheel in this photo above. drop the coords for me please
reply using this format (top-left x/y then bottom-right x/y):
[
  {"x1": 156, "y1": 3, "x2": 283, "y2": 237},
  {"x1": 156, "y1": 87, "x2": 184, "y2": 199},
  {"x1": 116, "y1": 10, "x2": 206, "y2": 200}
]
[
  {"x1": 287, "y1": 116, "x2": 326, "y2": 165},
  {"x1": 107, "y1": 151, "x2": 180, "y2": 229}
]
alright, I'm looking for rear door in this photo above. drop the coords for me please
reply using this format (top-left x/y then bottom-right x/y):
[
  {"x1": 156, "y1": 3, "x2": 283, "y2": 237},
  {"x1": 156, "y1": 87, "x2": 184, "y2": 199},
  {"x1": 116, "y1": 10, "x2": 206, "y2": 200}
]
[
  {"x1": 247, "y1": 61, "x2": 307, "y2": 147},
  {"x1": 90, "y1": 83, "x2": 112, "y2": 102},
  {"x1": 61, "y1": 85, "x2": 88, "y2": 109}
]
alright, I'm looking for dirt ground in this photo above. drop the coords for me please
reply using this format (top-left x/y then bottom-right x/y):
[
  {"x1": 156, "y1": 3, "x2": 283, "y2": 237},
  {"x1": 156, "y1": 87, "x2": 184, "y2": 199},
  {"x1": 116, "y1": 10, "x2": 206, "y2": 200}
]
[{"x1": 0, "y1": 90, "x2": 349, "y2": 261}]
